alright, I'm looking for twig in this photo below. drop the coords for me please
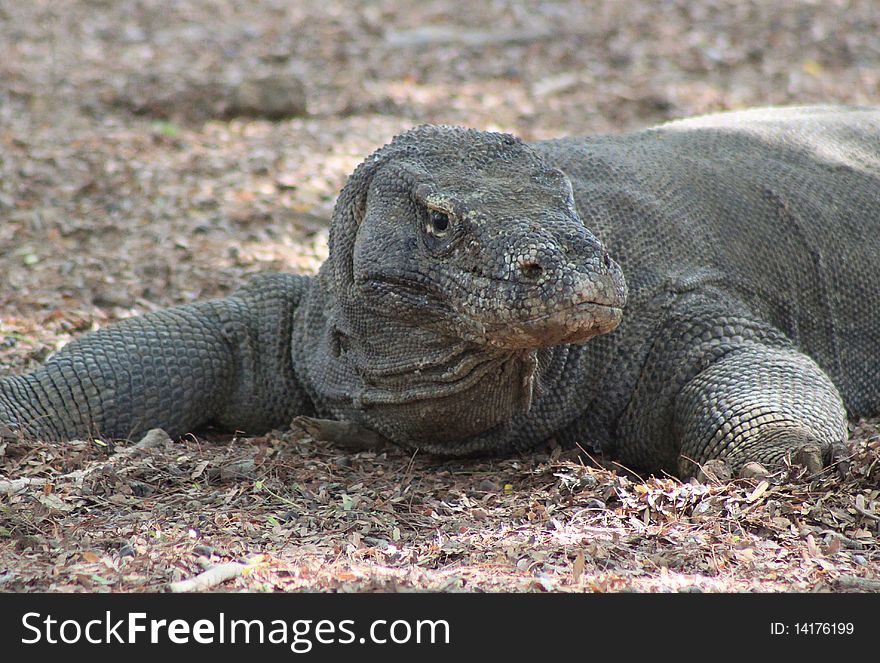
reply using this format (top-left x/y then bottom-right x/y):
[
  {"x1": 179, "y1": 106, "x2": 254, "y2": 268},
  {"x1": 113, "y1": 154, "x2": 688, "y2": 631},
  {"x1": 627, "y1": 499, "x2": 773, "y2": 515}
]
[
  {"x1": 819, "y1": 530, "x2": 867, "y2": 550},
  {"x1": 834, "y1": 575, "x2": 880, "y2": 592},
  {"x1": 168, "y1": 562, "x2": 248, "y2": 593},
  {"x1": 853, "y1": 502, "x2": 880, "y2": 522}
]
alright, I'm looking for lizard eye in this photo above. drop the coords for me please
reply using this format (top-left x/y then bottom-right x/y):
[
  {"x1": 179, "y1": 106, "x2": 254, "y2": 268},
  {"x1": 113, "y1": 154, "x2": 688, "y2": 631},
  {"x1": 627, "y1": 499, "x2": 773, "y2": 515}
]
[{"x1": 427, "y1": 209, "x2": 451, "y2": 237}]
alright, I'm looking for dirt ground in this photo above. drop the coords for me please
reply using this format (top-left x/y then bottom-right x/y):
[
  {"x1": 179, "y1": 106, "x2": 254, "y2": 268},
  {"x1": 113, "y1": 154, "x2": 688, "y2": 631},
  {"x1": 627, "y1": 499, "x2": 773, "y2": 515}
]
[{"x1": 1, "y1": 0, "x2": 878, "y2": 593}]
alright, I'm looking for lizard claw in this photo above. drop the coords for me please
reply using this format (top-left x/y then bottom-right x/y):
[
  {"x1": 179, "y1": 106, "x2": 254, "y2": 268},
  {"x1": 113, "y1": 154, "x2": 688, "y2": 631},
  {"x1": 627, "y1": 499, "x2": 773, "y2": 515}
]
[
  {"x1": 290, "y1": 415, "x2": 325, "y2": 440},
  {"x1": 786, "y1": 440, "x2": 852, "y2": 480}
]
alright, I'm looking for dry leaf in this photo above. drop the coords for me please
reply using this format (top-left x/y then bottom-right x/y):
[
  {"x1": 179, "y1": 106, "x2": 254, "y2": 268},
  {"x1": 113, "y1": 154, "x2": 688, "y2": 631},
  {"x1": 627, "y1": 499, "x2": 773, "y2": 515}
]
[
  {"x1": 746, "y1": 480, "x2": 769, "y2": 503},
  {"x1": 825, "y1": 537, "x2": 842, "y2": 555},
  {"x1": 191, "y1": 460, "x2": 210, "y2": 479},
  {"x1": 572, "y1": 551, "x2": 585, "y2": 582}
]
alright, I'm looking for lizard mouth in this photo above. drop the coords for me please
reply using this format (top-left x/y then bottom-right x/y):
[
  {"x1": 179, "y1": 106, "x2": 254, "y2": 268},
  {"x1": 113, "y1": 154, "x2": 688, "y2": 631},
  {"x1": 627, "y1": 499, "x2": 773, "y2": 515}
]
[
  {"x1": 480, "y1": 299, "x2": 624, "y2": 349},
  {"x1": 354, "y1": 265, "x2": 627, "y2": 349}
]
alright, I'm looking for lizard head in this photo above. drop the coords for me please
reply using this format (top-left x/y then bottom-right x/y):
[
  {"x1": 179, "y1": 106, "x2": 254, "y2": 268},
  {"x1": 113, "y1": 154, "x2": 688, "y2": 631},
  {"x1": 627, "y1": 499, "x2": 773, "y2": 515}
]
[{"x1": 330, "y1": 125, "x2": 627, "y2": 351}]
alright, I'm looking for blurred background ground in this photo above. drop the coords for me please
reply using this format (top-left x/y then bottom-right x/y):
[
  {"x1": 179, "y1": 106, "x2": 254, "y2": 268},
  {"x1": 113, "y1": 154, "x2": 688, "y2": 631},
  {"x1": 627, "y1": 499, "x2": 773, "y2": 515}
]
[{"x1": 0, "y1": 0, "x2": 878, "y2": 592}]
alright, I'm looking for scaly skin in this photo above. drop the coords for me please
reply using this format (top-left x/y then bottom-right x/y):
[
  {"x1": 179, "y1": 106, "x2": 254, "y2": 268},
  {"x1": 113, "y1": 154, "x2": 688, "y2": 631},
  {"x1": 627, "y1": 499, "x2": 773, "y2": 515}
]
[
  {"x1": 3, "y1": 106, "x2": 879, "y2": 478},
  {"x1": 1, "y1": 274, "x2": 313, "y2": 441}
]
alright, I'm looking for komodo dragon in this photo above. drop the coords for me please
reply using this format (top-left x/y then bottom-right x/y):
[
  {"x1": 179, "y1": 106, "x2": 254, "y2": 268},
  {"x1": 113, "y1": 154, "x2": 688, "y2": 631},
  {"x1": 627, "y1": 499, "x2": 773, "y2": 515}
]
[{"x1": 2, "y1": 105, "x2": 879, "y2": 479}]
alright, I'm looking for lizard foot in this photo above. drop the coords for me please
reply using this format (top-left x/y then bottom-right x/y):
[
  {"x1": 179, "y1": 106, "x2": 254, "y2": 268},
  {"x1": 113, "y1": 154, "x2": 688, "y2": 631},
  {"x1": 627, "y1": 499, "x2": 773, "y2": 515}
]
[
  {"x1": 785, "y1": 440, "x2": 851, "y2": 480},
  {"x1": 290, "y1": 416, "x2": 389, "y2": 452},
  {"x1": 690, "y1": 441, "x2": 845, "y2": 483},
  {"x1": 717, "y1": 438, "x2": 850, "y2": 482}
]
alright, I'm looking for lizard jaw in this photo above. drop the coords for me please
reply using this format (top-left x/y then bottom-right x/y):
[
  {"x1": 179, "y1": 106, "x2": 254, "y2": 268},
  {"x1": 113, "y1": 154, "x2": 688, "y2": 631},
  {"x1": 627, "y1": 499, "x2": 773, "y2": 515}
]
[{"x1": 481, "y1": 300, "x2": 624, "y2": 349}]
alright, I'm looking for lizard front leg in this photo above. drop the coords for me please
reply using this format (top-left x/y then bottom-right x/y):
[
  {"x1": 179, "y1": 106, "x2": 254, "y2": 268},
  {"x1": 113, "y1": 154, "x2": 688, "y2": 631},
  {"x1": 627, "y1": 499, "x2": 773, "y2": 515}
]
[
  {"x1": 0, "y1": 273, "x2": 313, "y2": 443},
  {"x1": 673, "y1": 345, "x2": 848, "y2": 478},
  {"x1": 615, "y1": 292, "x2": 851, "y2": 479}
]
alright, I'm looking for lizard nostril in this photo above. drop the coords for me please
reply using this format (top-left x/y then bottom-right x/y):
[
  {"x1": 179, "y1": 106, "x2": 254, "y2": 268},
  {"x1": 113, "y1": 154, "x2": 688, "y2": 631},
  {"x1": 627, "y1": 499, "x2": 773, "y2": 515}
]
[
  {"x1": 520, "y1": 261, "x2": 543, "y2": 280},
  {"x1": 602, "y1": 252, "x2": 613, "y2": 270}
]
